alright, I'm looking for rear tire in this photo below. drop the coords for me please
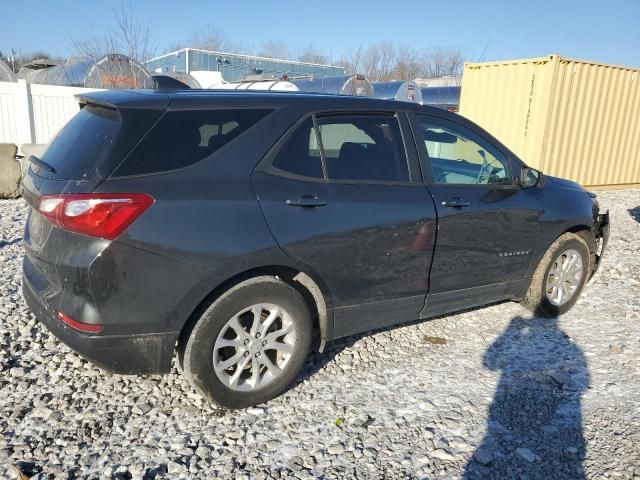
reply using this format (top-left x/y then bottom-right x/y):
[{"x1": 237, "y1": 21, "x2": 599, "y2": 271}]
[
  {"x1": 180, "y1": 276, "x2": 312, "y2": 409},
  {"x1": 522, "y1": 232, "x2": 591, "y2": 317}
]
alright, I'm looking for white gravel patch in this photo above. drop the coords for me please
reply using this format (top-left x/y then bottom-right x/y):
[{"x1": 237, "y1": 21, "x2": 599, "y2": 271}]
[{"x1": 1, "y1": 190, "x2": 639, "y2": 479}]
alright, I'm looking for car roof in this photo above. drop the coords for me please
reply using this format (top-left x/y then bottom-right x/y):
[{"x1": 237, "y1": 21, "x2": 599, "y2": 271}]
[{"x1": 75, "y1": 88, "x2": 449, "y2": 116}]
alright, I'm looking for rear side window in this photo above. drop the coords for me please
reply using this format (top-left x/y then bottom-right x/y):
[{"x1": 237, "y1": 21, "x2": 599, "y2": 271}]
[
  {"x1": 272, "y1": 118, "x2": 323, "y2": 178},
  {"x1": 317, "y1": 115, "x2": 409, "y2": 182},
  {"x1": 40, "y1": 105, "x2": 121, "y2": 180},
  {"x1": 115, "y1": 109, "x2": 271, "y2": 176}
]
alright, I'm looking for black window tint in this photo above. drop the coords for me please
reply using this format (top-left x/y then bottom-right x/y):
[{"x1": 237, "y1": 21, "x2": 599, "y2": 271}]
[
  {"x1": 272, "y1": 117, "x2": 323, "y2": 178},
  {"x1": 41, "y1": 105, "x2": 121, "y2": 180},
  {"x1": 115, "y1": 109, "x2": 271, "y2": 176},
  {"x1": 317, "y1": 115, "x2": 409, "y2": 182}
]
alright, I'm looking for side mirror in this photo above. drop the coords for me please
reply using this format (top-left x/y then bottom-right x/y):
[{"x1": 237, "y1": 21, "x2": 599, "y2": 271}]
[{"x1": 520, "y1": 167, "x2": 541, "y2": 188}]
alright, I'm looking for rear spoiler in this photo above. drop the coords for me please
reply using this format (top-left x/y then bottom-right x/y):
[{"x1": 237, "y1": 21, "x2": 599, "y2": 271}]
[{"x1": 74, "y1": 89, "x2": 170, "y2": 110}]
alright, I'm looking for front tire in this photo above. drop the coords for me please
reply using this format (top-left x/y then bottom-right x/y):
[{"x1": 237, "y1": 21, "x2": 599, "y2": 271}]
[
  {"x1": 522, "y1": 232, "x2": 592, "y2": 317},
  {"x1": 181, "y1": 276, "x2": 312, "y2": 409}
]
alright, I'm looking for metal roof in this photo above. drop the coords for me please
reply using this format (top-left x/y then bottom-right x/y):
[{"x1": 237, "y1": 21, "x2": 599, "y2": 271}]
[
  {"x1": 146, "y1": 48, "x2": 341, "y2": 69},
  {"x1": 465, "y1": 54, "x2": 640, "y2": 72}
]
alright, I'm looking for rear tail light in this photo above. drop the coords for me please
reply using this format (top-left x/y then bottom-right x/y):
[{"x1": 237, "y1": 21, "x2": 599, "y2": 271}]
[
  {"x1": 58, "y1": 312, "x2": 103, "y2": 333},
  {"x1": 38, "y1": 193, "x2": 154, "y2": 240}
]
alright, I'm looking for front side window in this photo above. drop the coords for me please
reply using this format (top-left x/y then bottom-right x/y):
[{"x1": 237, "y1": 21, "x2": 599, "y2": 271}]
[
  {"x1": 317, "y1": 115, "x2": 409, "y2": 182},
  {"x1": 115, "y1": 109, "x2": 271, "y2": 176},
  {"x1": 416, "y1": 116, "x2": 512, "y2": 185}
]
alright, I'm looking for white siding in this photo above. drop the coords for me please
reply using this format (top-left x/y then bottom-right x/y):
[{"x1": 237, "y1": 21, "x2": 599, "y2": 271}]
[
  {"x1": 0, "y1": 81, "x2": 19, "y2": 144},
  {"x1": 0, "y1": 80, "x2": 103, "y2": 148}
]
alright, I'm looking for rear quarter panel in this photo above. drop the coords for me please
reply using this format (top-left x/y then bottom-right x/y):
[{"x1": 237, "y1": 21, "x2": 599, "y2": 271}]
[{"x1": 92, "y1": 105, "x2": 313, "y2": 332}]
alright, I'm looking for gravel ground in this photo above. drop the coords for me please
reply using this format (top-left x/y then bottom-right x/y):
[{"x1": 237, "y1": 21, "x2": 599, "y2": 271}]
[{"x1": 1, "y1": 189, "x2": 639, "y2": 480}]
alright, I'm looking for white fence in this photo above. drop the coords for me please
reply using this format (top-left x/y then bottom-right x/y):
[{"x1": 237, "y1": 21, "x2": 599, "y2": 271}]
[{"x1": 0, "y1": 80, "x2": 101, "y2": 148}]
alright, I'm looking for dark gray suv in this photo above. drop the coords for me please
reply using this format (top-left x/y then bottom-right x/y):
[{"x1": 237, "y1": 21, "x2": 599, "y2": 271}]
[{"x1": 22, "y1": 89, "x2": 608, "y2": 408}]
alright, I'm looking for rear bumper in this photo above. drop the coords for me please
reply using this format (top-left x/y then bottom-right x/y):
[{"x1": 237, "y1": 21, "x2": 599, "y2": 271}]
[
  {"x1": 591, "y1": 210, "x2": 610, "y2": 277},
  {"x1": 23, "y1": 271, "x2": 177, "y2": 374}
]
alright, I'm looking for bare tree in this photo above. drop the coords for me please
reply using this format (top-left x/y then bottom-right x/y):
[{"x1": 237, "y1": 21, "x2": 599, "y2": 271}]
[
  {"x1": 185, "y1": 26, "x2": 241, "y2": 52},
  {"x1": 379, "y1": 42, "x2": 399, "y2": 80},
  {"x1": 70, "y1": 3, "x2": 156, "y2": 63},
  {"x1": 112, "y1": 3, "x2": 155, "y2": 63},
  {"x1": 337, "y1": 46, "x2": 364, "y2": 76},
  {"x1": 360, "y1": 44, "x2": 382, "y2": 80},
  {"x1": 297, "y1": 44, "x2": 328, "y2": 65},
  {"x1": 158, "y1": 30, "x2": 465, "y2": 83},
  {"x1": 419, "y1": 47, "x2": 463, "y2": 78},
  {"x1": 339, "y1": 43, "x2": 464, "y2": 81},
  {"x1": 69, "y1": 4, "x2": 156, "y2": 88},
  {"x1": 259, "y1": 39, "x2": 292, "y2": 60},
  {"x1": 161, "y1": 29, "x2": 464, "y2": 82},
  {"x1": 394, "y1": 45, "x2": 421, "y2": 80}
]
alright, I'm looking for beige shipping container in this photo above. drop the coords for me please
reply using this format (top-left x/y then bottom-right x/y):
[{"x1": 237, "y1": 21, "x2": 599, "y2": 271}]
[{"x1": 459, "y1": 54, "x2": 640, "y2": 188}]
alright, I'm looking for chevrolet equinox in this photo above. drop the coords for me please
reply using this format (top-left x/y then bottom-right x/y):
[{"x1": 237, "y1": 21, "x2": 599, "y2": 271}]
[{"x1": 22, "y1": 89, "x2": 609, "y2": 408}]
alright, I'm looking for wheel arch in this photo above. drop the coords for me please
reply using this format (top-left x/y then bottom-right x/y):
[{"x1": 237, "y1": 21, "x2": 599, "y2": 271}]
[
  {"x1": 558, "y1": 224, "x2": 597, "y2": 255},
  {"x1": 528, "y1": 222, "x2": 595, "y2": 281},
  {"x1": 528, "y1": 222, "x2": 596, "y2": 286},
  {"x1": 564, "y1": 223, "x2": 593, "y2": 236},
  {"x1": 177, "y1": 263, "x2": 333, "y2": 362}
]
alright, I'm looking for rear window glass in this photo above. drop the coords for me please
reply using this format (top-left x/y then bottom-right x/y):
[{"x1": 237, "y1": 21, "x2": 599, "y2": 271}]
[
  {"x1": 114, "y1": 109, "x2": 271, "y2": 176},
  {"x1": 40, "y1": 105, "x2": 121, "y2": 180}
]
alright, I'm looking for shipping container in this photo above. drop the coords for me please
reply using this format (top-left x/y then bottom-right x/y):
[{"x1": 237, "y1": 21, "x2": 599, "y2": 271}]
[{"x1": 460, "y1": 54, "x2": 640, "y2": 188}]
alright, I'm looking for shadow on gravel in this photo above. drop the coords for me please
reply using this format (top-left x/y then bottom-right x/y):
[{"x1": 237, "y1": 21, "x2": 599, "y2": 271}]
[
  {"x1": 295, "y1": 335, "x2": 359, "y2": 386},
  {"x1": 464, "y1": 313, "x2": 589, "y2": 480},
  {"x1": 628, "y1": 206, "x2": 640, "y2": 223},
  {"x1": 0, "y1": 237, "x2": 22, "y2": 248},
  {"x1": 294, "y1": 300, "x2": 512, "y2": 388}
]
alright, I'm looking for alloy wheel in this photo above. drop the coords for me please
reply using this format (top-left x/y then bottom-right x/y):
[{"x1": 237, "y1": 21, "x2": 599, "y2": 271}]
[
  {"x1": 545, "y1": 248, "x2": 584, "y2": 306},
  {"x1": 212, "y1": 303, "x2": 296, "y2": 391}
]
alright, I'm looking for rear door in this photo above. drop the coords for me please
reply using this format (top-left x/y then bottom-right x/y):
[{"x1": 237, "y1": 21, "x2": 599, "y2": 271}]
[
  {"x1": 253, "y1": 110, "x2": 437, "y2": 338},
  {"x1": 410, "y1": 113, "x2": 541, "y2": 314}
]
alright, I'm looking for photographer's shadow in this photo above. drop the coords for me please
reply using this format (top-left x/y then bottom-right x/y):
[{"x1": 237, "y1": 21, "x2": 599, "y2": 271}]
[{"x1": 465, "y1": 313, "x2": 589, "y2": 479}]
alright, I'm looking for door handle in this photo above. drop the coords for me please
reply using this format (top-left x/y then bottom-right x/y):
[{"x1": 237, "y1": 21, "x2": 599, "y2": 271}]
[
  {"x1": 286, "y1": 195, "x2": 328, "y2": 208},
  {"x1": 442, "y1": 198, "x2": 471, "y2": 208}
]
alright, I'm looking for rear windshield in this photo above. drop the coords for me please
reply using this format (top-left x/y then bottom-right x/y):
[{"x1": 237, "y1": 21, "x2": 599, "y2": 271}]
[
  {"x1": 113, "y1": 109, "x2": 272, "y2": 176},
  {"x1": 40, "y1": 105, "x2": 121, "y2": 179}
]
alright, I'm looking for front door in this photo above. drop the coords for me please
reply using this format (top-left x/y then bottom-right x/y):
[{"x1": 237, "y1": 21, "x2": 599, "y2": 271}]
[
  {"x1": 410, "y1": 113, "x2": 541, "y2": 314},
  {"x1": 253, "y1": 111, "x2": 437, "y2": 338}
]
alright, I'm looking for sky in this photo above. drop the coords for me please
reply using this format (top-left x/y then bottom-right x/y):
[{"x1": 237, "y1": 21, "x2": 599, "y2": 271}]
[{"x1": 2, "y1": 0, "x2": 640, "y2": 67}]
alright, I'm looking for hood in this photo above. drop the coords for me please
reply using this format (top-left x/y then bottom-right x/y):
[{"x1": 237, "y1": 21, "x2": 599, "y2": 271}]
[{"x1": 544, "y1": 175, "x2": 586, "y2": 192}]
